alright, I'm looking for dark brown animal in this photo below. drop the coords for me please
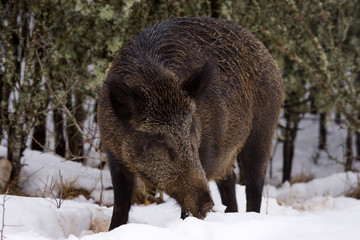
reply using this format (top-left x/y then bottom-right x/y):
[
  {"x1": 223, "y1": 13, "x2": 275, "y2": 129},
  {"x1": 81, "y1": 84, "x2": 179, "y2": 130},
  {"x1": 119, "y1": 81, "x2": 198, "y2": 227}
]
[{"x1": 98, "y1": 17, "x2": 283, "y2": 230}]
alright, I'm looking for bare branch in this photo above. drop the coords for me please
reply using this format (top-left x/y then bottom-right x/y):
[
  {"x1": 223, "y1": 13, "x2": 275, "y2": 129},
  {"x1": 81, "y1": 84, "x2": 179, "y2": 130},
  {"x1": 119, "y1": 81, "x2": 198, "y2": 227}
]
[
  {"x1": 41, "y1": 171, "x2": 65, "y2": 209},
  {"x1": 35, "y1": 48, "x2": 100, "y2": 153}
]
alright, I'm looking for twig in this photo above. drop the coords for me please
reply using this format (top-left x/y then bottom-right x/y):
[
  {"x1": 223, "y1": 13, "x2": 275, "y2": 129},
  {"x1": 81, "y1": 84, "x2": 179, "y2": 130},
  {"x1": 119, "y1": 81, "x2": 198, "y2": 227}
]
[
  {"x1": 58, "y1": 171, "x2": 65, "y2": 207},
  {"x1": 41, "y1": 171, "x2": 65, "y2": 209},
  {"x1": 324, "y1": 145, "x2": 346, "y2": 166},
  {"x1": 31, "y1": 134, "x2": 101, "y2": 163},
  {"x1": 35, "y1": 48, "x2": 99, "y2": 152},
  {"x1": 269, "y1": 137, "x2": 281, "y2": 179}
]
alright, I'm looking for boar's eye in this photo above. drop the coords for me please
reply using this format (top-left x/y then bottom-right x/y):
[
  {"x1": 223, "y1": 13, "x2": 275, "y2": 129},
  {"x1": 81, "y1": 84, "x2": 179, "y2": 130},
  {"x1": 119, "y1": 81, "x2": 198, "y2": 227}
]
[
  {"x1": 148, "y1": 134, "x2": 177, "y2": 161},
  {"x1": 157, "y1": 137, "x2": 166, "y2": 145},
  {"x1": 147, "y1": 134, "x2": 169, "y2": 151},
  {"x1": 153, "y1": 135, "x2": 167, "y2": 147}
]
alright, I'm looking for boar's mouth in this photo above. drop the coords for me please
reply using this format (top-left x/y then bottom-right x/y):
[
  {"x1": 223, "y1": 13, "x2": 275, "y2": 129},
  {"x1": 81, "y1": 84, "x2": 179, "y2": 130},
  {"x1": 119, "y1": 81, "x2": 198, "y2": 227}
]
[{"x1": 181, "y1": 200, "x2": 214, "y2": 219}]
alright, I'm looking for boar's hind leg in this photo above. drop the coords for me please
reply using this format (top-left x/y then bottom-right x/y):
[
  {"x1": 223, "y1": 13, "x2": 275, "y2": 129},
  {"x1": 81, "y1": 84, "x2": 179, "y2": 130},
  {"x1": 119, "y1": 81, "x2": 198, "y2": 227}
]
[
  {"x1": 216, "y1": 172, "x2": 238, "y2": 212},
  {"x1": 108, "y1": 153, "x2": 134, "y2": 231},
  {"x1": 238, "y1": 132, "x2": 271, "y2": 213}
]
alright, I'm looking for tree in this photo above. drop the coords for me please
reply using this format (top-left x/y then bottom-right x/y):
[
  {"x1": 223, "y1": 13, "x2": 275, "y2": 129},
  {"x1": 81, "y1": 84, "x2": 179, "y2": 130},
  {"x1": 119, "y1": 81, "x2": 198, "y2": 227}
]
[
  {"x1": 0, "y1": 1, "x2": 48, "y2": 180},
  {"x1": 1, "y1": 0, "x2": 359, "y2": 193},
  {"x1": 227, "y1": 0, "x2": 360, "y2": 181}
]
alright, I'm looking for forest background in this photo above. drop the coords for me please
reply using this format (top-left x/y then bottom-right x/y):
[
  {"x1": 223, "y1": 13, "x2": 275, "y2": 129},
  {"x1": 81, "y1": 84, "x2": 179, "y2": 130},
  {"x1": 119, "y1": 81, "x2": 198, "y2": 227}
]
[{"x1": 0, "y1": 0, "x2": 359, "y2": 197}]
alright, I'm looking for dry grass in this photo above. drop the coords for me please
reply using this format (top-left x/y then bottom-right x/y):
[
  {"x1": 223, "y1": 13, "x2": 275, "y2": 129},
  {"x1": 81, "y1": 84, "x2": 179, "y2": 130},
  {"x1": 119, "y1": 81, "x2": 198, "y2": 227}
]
[
  {"x1": 347, "y1": 184, "x2": 360, "y2": 199},
  {"x1": 62, "y1": 185, "x2": 91, "y2": 200},
  {"x1": 346, "y1": 174, "x2": 360, "y2": 199},
  {"x1": 1, "y1": 176, "x2": 28, "y2": 197},
  {"x1": 1, "y1": 171, "x2": 91, "y2": 210},
  {"x1": 290, "y1": 173, "x2": 315, "y2": 185},
  {"x1": 132, "y1": 177, "x2": 164, "y2": 205}
]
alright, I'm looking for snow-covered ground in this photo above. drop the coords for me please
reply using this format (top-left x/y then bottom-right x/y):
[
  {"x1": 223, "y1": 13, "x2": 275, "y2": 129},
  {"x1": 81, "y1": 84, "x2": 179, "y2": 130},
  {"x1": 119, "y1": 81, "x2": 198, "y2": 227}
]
[{"x1": 1, "y1": 115, "x2": 360, "y2": 240}]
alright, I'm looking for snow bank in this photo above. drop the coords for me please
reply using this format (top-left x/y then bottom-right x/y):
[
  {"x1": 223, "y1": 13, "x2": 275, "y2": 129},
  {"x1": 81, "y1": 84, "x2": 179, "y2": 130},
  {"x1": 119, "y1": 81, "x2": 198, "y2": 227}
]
[
  {"x1": 0, "y1": 195, "x2": 111, "y2": 239},
  {"x1": 1, "y1": 159, "x2": 360, "y2": 240},
  {"x1": 273, "y1": 172, "x2": 360, "y2": 210},
  {"x1": 2, "y1": 193, "x2": 360, "y2": 240},
  {"x1": 17, "y1": 148, "x2": 114, "y2": 206}
]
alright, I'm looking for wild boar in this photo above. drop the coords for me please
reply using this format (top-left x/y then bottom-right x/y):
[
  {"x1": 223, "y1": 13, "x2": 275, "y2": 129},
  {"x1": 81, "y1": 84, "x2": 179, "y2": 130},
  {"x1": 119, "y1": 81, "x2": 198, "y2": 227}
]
[{"x1": 98, "y1": 17, "x2": 284, "y2": 230}]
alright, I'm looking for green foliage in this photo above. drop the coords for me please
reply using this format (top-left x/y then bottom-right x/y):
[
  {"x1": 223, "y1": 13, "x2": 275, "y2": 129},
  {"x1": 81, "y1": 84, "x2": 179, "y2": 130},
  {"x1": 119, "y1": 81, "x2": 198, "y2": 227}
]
[{"x1": 227, "y1": 0, "x2": 360, "y2": 128}]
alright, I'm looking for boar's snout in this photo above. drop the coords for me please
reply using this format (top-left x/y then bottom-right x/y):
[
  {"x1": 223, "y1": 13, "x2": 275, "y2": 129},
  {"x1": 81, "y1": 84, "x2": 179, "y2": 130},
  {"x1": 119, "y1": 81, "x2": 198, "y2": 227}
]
[
  {"x1": 198, "y1": 199, "x2": 215, "y2": 219},
  {"x1": 180, "y1": 187, "x2": 214, "y2": 220}
]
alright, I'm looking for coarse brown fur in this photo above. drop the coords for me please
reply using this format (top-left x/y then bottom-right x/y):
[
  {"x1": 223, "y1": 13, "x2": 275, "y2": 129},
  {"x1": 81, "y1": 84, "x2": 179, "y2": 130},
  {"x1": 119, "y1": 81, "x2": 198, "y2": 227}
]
[{"x1": 98, "y1": 17, "x2": 284, "y2": 230}]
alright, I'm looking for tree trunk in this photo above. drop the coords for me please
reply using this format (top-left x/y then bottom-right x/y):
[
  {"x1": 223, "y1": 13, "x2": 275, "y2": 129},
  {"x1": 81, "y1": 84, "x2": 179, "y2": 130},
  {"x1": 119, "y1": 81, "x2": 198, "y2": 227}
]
[
  {"x1": 66, "y1": 91, "x2": 85, "y2": 162},
  {"x1": 318, "y1": 112, "x2": 327, "y2": 150},
  {"x1": 210, "y1": 0, "x2": 221, "y2": 18},
  {"x1": 53, "y1": 109, "x2": 66, "y2": 157},
  {"x1": 8, "y1": 116, "x2": 27, "y2": 180},
  {"x1": 335, "y1": 111, "x2": 342, "y2": 125},
  {"x1": 31, "y1": 113, "x2": 47, "y2": 151},
  {"x1": 5, "y1": 1, "x2": 28, "y2": 181},
  {"x1": 30, "y1": 16, "x2": 48, "y2": 152},
  {"x1": 356, "y1": 130, "x2": 360, "y2": 161},
  {"x1": 0, "y1": 0, "x2": 12, "y2": 142},
  {"x1": 357, "y1": 114, "x2": 360, "y2": 161},
  {"x1": 0, "y1": 76, "x2": 3, "y2": 140},
  {"x1": 345, "y1": 128, "x2": 353, "y2": 171},
  {"x1": 282, "y1": 110, "x2": 300, "y2": 183},
  {"x1": 0, "y1": 76, "x2": 7, "y2": 143}
]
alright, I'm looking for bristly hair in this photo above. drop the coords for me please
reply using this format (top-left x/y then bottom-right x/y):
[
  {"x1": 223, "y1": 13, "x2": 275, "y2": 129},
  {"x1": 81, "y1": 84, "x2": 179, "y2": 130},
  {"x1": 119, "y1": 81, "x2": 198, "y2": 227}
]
[{"x1": 105, "y1": 59, "x2": 194, "y2": 126}]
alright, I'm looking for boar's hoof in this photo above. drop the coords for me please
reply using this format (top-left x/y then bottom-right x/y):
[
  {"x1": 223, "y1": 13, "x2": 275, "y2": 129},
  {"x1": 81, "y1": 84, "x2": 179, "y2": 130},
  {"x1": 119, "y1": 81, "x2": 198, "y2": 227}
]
[{"x1": 181, "y1": 210, "x2": 190, "y2": 220}]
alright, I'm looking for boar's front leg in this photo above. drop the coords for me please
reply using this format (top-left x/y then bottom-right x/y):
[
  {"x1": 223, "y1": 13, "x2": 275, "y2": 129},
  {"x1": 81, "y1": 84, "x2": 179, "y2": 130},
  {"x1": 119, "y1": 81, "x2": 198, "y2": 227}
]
[
  {"x1": 180, "y1": 209, "x2": 189, "y2": 219},
  {"x1": 108, "y1": 153, "x2": 134, "y2": 231},
  {"x1": 216, "y1": 171, "x2": 238, "y2": 213}
]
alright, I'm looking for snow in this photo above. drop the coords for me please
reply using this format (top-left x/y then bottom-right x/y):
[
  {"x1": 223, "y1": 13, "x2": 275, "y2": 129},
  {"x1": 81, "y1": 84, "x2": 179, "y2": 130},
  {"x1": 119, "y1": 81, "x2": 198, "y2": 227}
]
[
  {"x1": 273, "y1": 172, "x2": 360, "y2": 209},
  {"x1": 1, "y1": 115, "x2": 360, "y2": 239},
  {"x1": 2, "y1": 182, "x2": 360, "y2": 240},
  {"x1": 18, "y1": 149, "x2": 114, "y2": 206}
]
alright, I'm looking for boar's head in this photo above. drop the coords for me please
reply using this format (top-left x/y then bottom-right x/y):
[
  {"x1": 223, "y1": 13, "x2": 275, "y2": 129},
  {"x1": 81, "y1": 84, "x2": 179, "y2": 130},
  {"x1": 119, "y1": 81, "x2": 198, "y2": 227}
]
[{"x1": 105, "y1": 60, "x2": 216, "y2": 218}]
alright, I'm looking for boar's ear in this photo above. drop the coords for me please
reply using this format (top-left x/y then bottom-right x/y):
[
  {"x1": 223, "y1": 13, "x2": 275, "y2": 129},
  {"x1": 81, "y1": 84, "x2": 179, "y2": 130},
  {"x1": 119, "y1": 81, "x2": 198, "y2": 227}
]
[
  {"x1": 182, "y1": 60, "x2": 217, "y2": 98},
  {"x1": 106, "y1": 77, "x2": 141, "y2": 122}
]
